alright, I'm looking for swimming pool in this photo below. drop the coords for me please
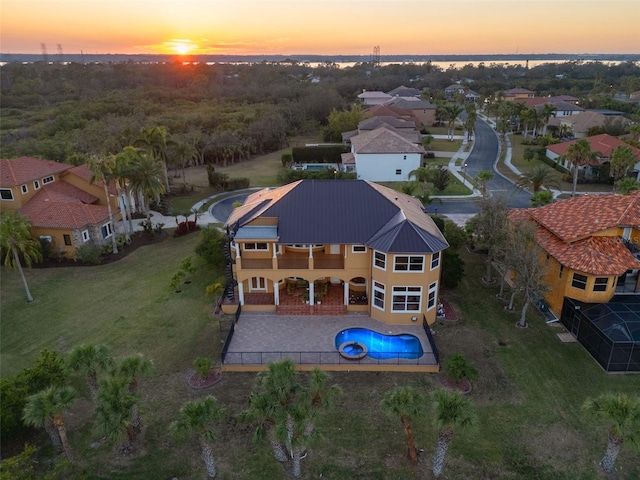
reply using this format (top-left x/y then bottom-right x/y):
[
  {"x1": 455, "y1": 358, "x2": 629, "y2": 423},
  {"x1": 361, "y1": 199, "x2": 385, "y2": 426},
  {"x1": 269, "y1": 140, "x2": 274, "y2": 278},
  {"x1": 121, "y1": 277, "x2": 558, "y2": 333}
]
[{"x1": 335, "y1": 328, "x2": 424, "y2": 360}]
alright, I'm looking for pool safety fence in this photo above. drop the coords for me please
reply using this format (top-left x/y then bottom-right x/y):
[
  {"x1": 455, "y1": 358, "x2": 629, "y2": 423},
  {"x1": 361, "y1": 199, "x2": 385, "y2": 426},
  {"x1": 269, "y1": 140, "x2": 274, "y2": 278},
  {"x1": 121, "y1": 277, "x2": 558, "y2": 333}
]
[
  {"x1": 221, "y1": 303, "x2": 242, "y2": 364},
  {"x1": 222, "y1": 350, "x2": 439, "y2": 367},
  {"x1": 423, "y1": 315, "x2": 440, "y2": 365}
]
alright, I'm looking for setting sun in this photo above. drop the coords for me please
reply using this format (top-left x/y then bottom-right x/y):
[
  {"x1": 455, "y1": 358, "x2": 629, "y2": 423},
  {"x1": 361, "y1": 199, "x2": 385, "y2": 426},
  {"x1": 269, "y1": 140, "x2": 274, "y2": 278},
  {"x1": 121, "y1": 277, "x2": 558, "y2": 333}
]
[{"x1": 166, "y1": 39, "x2": 197, "y2": 56}]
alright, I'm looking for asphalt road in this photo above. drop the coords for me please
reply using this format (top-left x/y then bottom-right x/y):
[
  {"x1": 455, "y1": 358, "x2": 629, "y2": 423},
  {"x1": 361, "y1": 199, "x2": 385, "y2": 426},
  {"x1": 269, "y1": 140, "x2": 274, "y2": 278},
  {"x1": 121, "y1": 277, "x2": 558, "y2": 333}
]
[{"x1": 211, "y1": 119, "x2": 532, "y2": 222}]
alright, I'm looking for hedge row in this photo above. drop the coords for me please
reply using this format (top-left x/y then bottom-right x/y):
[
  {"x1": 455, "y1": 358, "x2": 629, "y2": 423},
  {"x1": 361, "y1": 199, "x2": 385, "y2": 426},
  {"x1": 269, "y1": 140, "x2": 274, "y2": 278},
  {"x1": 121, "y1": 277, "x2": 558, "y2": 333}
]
[
  {"x1": 278, "y1": 169, "x2": 357, "y2": 183},
  {"x1": 291, "y1": 145, "x2": 350, "y2": 164}
]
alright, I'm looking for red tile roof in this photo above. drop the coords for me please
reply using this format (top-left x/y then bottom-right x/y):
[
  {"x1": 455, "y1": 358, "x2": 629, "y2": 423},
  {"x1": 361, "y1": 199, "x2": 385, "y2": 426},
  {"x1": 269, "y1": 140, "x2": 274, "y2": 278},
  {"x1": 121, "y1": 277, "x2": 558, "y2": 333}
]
[
  {"x1": 547, "y1": 134, "x2": 640, "y2": 160},
  {"x1": 67, "y1": 164, "x2": 117, "y2": 195},
  {"x1": 1, "y1": 157, "x2": 71, "y2": 187},
  {"x1": 19, "y1": 182, "x2": 108, "y2": 229},
  {"x1": 510, "y1": 192, "x2": 640, "y2": 275}
]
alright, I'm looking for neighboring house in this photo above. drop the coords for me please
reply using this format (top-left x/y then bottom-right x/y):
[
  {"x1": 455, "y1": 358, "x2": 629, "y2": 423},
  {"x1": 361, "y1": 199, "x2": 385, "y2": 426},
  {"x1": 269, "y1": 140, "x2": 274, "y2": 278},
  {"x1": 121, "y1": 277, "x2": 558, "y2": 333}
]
[
  {"x1": 347, "y1": 127, "x2": 424, "y2": 181},
  {"x1": 0, "y1": 156, "x2": 120, "y2": 258},
  {"x1": 444, "y1": 84, "x2": 466, "y2": 100},
  {"x1": 546, "y1": 134, "x2": 640, "y2": 180},
  {"x1": 386, "y1": 85, "x2": 422, "y2": 98},
  {"x1": 357, "y1": 116, "x2": 417, "y2": 132},
  {"x1": 223, "y1": 179, "x2": 449, "y2": 328},
  {"x1": 502, "y1": 88, "x2": 535, "y2": 101},
  {"x1": 548, "y1": 111, "x2": 628, "y2": 139},
  {"x1": 509, "y1": 192, "x2": 640, "y2": 317},
  {"x1": 386, "y1": 97, "x2": 437, "y2": 127},
  {"x1": 509, "y1": 192, "x2": 640, "y2": 372},
  {"x1": 518, "y1": 97, "x2": 584, "y2": 117},
  {"x1": 464, "y1": 90, "x2": 482, "y2": 103},
  {"x1": 357, "y1": 90, "x2": 393, "y2": 106}
]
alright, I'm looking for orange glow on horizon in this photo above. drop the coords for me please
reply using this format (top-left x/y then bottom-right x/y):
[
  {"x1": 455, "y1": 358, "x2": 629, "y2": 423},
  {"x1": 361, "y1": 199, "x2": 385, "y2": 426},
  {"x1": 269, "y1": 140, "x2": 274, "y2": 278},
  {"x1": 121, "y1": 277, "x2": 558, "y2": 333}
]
[{"x1": 165, "y1": 39, "x2": 198, "y2": 56}]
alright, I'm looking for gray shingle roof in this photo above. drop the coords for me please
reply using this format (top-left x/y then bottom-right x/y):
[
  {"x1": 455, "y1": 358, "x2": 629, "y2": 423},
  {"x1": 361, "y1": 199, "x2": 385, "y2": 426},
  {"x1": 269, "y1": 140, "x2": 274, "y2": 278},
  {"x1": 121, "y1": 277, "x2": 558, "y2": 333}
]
[{"x1": 226, "y1": 180, "x2": 448, "y2": 254}]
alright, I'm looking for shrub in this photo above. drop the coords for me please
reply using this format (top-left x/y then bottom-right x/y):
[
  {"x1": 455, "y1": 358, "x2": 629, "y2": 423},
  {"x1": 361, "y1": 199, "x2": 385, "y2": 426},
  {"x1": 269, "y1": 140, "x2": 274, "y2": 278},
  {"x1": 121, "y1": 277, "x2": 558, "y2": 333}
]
[
  {"x1": 442, "y1": 250, "x2": 465, "y2": 288},
  {"x1": 281, "y1": 152, "x2": 293, "y2": 168},
  {"x1": 430, "y1": 215, "x2": 445, "y2": 233},
  {"x1": 194, "y1": 357, "x2": 214, "y2": 379},
  {"x1": 444, "y1": 352, "x2": 478, "y2": 383},
  {"x1": 174, "y1": 221, "x2": 197, "y2": 236},
  {"x1": 443, "y1": 221, "x2": 468, "y2": 250},
  {"x1": 75, "y1": 242, "x2": 103, "y2": 264},
  {"x1": 291, "y1": 145, "x2": 349, "y2": 164},
  {"x1": 195, "y1": 227, "x2": 226, "y2": 269}
]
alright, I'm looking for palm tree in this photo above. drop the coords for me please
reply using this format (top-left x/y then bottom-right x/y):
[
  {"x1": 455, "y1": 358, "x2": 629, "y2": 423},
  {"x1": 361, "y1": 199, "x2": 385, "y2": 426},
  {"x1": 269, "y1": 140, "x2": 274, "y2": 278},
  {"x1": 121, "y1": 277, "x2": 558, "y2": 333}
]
[
  {"x1": 516, "y1": 164, "x2": 560, "y2": 193},
  {"x1": 23, "y1": 386, "x2": 77, "y2": 462},
  {"x1": 540, "y1": 103, "x2": 557, "y2": 135},
  {"x1": 380, "y1": 385, "x2": 425, "y2": 464},
  {"x1": 582, "y1": 393, "x2": 640, "y2": 474},
  {"x1": 95, "y1": 375, "x2": 139, "y2": 455},
  {"x1": 475, "y1": 170, "x2": 493, "y2": 197},
  {"x1": 443, "y1": 104, "x2": 463, "y2": 141},
  {"x1": 240, "y1": 390, "x2": 289, "y2": 462},
  {"x1": 170, "y1": 396, "x2": 227, "y2": 479},
  {"x1": 113, "y1": 147, "x2": 139, "y2": 236},
  {"x1": 88, "y1": 155, "x2": 119, "y2": 254},
  {"x1": 306, "y1": 368, "x2": 342, "y2": 437},
  {"x1": 409, "y1": 166, "x2": 432, "y2": 190},
  {"x1": 431, "y1": 389, "x2": 477, "y2": 477},
  {"x1": 564, "y1": 139, "x2": 595, "y2": 197},
  {"x1": 422, "y1": 134, "x2": 434, "y2": 156},
  {"x1": 415, "y1": 191, "x2": 443, "y2": 211},
  {"x1": 0, "y1": 211, "x2": 42, "y2": 303},
  {"x1": 67, "y1": 344, "x2": 114, "y2": 398},
  {"x1": 610, "y1": 146, "x2": 637, "y2": 190},
  {"x1": 115, "y1": 354, "x2": 153, "y2": 432},
  {"x1": 170, "y1": 141, "x2": 198, "y2": 189},
  {"x1": 129, "y1": 152, "x2": 167, "y2": 220},
  {"x1": 135, "y1": 126, "x2": 171, "y2": 192},
  {"x1": 399, "y1": 181, "x2": 418, "y2": 195}
]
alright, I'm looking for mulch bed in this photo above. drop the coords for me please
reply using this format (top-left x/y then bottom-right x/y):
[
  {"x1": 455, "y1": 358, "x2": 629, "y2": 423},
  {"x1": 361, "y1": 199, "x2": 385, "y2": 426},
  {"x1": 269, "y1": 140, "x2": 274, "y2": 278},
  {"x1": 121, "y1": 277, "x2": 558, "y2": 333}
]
[
  {"x1": 438, "y1": 299, "x2": 459, "y2": 321},
  {"x1": 35, "y1": 232, "x2": 168, "y2": 268},
  {"x1": 188, "y1": 369, "x2": 223, "y2": 389},
  {"x1": 436, "y1": 373, "x2": 472, "y2": 394}
]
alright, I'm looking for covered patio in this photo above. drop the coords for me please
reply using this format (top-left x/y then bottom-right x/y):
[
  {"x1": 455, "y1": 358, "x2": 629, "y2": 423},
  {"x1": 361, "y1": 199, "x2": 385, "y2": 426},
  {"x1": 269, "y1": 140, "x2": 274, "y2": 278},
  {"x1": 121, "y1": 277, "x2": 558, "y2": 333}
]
[{"x1": 221, "y1": 313, "x2": 440, "y2": 373}]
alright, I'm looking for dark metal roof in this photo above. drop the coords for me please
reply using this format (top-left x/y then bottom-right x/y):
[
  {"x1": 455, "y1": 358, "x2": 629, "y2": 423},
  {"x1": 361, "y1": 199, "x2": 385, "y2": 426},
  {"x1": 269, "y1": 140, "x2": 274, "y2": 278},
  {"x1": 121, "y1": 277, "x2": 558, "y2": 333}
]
[{"x1": 226, "y1": 180, "x2": 448, "y2": 254}]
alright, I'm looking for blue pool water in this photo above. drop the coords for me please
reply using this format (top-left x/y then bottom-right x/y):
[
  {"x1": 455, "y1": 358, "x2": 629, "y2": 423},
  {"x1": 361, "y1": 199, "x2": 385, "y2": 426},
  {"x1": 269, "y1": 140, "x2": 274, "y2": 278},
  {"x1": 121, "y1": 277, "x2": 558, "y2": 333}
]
[
  {"x1": 305, "y1": 165, "x2": 327, "y2": 171},
  {"x1": 335, "y1": 328, "x2": 424, "y2": 360}
]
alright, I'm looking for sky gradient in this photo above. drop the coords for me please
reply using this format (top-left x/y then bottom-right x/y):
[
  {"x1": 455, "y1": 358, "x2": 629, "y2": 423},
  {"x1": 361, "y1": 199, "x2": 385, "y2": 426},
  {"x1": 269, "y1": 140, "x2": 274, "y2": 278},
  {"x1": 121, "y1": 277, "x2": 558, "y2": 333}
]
[{"x1": 1, "y1": 0, "x2": 639, "y2": 56}]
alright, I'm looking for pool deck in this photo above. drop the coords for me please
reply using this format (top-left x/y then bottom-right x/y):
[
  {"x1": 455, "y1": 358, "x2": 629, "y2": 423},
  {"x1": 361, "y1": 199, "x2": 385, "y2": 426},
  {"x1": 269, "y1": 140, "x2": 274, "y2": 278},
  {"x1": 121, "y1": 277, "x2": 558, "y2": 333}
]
[{"x1": 221, "y1": 313, "x2": 439, "y2": 373}]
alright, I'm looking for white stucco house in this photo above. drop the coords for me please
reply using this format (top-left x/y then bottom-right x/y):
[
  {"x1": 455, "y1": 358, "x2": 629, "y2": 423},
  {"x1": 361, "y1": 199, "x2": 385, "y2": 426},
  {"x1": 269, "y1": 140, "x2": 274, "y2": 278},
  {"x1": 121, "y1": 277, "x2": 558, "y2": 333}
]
[
  {"x1": 342, "y1": 127, "x2": 424, "y2": 182},
  {"x1": 357, "y1": 90, "x2": 393, "y2": 106}
]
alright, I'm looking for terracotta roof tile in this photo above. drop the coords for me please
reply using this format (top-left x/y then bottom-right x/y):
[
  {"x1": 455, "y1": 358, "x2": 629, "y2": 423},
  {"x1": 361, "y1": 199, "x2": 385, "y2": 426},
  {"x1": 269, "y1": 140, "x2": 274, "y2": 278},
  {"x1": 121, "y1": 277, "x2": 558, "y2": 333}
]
[
  {"x1": 1, "y1": 157, "x2": 71, "y2": 187},
  {"x1": 547, "y1": 133, "x2": 640, "y2": 160},
  {"x1": 67, "y1": 165, "x2": 118, "y2": 195}
]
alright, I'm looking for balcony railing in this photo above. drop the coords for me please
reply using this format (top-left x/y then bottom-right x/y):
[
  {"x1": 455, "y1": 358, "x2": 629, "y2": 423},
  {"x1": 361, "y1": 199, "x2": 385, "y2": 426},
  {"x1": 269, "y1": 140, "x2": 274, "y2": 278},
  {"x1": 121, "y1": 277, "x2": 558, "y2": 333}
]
[{"x1": 240, "y1": 253, "x2": 345, "y2": 270}]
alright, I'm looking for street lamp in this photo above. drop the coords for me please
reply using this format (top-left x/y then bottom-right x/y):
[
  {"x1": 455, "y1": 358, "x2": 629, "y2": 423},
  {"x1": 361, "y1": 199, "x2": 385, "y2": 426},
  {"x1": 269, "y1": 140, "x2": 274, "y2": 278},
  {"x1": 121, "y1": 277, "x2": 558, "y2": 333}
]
[{"x1": 463, "y1": 162, "x2": 468, "y2": 185}]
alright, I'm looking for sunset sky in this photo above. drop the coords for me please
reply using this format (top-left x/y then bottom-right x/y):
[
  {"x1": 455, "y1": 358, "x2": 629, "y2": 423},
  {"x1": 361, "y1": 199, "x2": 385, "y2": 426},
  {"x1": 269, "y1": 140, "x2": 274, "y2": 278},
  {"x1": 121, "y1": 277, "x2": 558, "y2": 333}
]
[{"x1": 1, "y1": 0, "x2": 639, "y2": 56}]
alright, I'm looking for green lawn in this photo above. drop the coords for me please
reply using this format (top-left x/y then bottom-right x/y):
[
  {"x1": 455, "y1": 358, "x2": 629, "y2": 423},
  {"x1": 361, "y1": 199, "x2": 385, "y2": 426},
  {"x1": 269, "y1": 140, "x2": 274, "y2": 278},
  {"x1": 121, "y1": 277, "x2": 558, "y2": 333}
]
[
  {"x1": 2, "y1": 242, "x2": 638, "y2": 479},
  {"x1": 430, "y1": 137, "x2": 463, "y2": 153}
]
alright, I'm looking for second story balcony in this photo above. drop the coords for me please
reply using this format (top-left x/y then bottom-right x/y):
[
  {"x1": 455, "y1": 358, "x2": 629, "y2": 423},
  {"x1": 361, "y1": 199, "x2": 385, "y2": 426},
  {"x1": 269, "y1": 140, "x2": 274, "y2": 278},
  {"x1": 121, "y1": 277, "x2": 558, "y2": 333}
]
[{"x1": 239, "y1": 251, "x2": 345, "y2": 271}]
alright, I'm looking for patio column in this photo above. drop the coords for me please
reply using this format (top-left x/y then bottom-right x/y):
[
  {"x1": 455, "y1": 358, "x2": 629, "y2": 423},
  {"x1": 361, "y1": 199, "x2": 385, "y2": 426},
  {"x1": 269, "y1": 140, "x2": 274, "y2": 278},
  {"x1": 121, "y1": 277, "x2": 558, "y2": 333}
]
[
  {"x1": 274, "y1": 280, "x2": 279, "y2": 306},
  {"x1": 234, "y1": 243, "x2": 242, "y2": 269},
  {"x1": 309, "y1": 281, "x2": 315, "y2": 304},
  {"x1": 238, "y1": 282, "x2": 245, "y2": 305},
  {"x1": 308, "y1": 245, "x2": 314, "y2": 269},
  {"x1": 272, "y1": 244, "x2": 278, "y2": 269},
  {"x1": 344, "y1": 282, "x2": 349, "y2": 305}
]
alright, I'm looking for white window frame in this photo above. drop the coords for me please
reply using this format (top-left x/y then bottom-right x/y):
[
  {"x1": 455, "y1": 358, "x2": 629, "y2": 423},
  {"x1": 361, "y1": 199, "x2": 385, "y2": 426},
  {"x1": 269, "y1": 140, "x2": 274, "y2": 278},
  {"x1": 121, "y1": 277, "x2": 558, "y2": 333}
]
[
  {"x1": 372, "y1": 281, "x2": 385, "y2": 311},
  {"x1": 82, "y1": 230, "x2": 90, "y2": 242},
  {"x1": 391, "y1": 286, "x2": 422, "y2": 312},
  {"x1": 101, "y1": 222, "x2": 113, "y2": 239},
  {"x1": 20, "y1": 184, "x2": 28, "y2": 194},
  {"x1": 352, "y1": 245, "x2": 367, "y2": 253},
  {"x1": 393, "y1": 255, "x2": 424, "y2": 273},
  {"x1": 243, "y1": 242, "x2": 269, "y2": 251},
  {"x1": 571, "y1": 273, "x2": 587, "y2": 290},
  {"x1": 427, "y1": 281, "x2": 438, "y2": 310},
  {"x1": 42, "y1": 175, "x2": 55, "y2": 185},
  {"x1": 395, "y1": 169, "x2": 402, "y2": 175},
  {"x1": 249, "y1": 277, "x2": 267, "y2": 291},
  {"x1": 33, "y1": 180, "x2": 40, "y2": 190},
  {"x1": 430, "y1": 251, "x2": 440, "y2": 270},
  {"x1": 593, "y1": 277, "x2": 608, "y2": 292},
  {"x1": 374, "y1": 251, "x2": 386, "y2": 271},
  {"x1": 0, "y1": 188, "x2": 15, "y2": 201}
]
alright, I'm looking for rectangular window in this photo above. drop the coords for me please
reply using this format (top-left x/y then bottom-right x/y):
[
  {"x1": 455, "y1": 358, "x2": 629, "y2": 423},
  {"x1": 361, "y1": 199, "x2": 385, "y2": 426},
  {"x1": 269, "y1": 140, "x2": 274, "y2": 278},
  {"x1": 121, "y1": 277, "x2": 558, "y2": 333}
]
[
  {"x1": 391, "y1": 286, "x2": 422, "y2": 312},
  {"x1": 249, "y1": 277, "x2": 267, "y2": 290},
  {"x1": 571, "y1": 273, "x2": 587, "y2": 290},
  {"x1": 395, "y1": 169, "x2": 402, "y2": 175},
  {"x1": 42, "y1": 175, "x2": 54, "y2": 185},
  {"x1": 244, "y1": 242, "x2": 268, "y2": 251},
  {"x1": 82, "y1": 230, "x2": 90, "y2": 242},
  {"x1": 559, "y1": 265, "x2": 564, "y2": 278},
  {"x1": 593, "y1": 277, "x2": 608, "y2": 292},
  {"x1": 372, "y1": 281, "x2": 385, "y2": 310},
  {"x1": 63, "y1": 234, "x2": 72, "y2": 246},
  {"x1": 101, "y1": 222, "x2": 113, "y2": 239},
  {"x1": 374, "y1": 251, "x2": 386, "y2": 270},
  {"x1": 431, "y1": 251, "x2": 440, "y2": 270},
  {"x1": 352, "y1": 245, "x2": 367, "y2": 253},
  {"x1": 33, "y1": 180, "x2": 40, "y2": 190},
  {"x1": 0, "y1": 188, "x2": 14, "y2": 201},
  {"x1": 427, "y1": 282, "x2": 438, "y2": 310},
  {"x1": 394, "y1": 255, "x2": 424, "y2": 272},
  {"x1": 21, "y1": 184, "x2": 28, "y2": 194}
]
